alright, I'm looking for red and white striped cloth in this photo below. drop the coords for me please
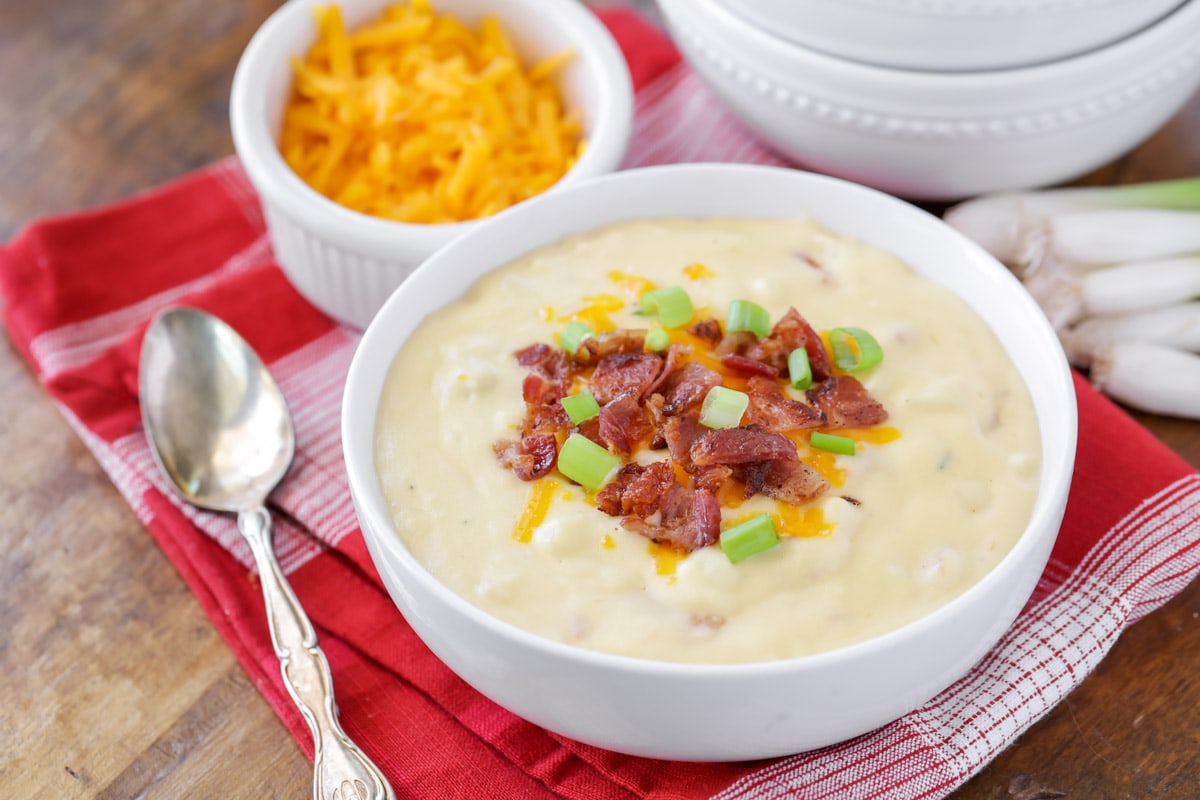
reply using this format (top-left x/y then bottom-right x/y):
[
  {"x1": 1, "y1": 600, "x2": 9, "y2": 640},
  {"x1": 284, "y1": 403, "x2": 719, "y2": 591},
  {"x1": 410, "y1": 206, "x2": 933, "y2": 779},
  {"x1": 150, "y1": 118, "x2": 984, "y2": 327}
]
[{"x1": 3, "y1": 9, "x2": 1198, "y2": 799}]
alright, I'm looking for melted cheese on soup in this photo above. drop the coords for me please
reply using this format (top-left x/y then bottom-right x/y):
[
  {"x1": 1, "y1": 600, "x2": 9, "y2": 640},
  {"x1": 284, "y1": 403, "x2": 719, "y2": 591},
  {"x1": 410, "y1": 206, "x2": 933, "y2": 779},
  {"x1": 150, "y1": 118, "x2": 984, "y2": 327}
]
[{"x1": 374, "y1": 217, "x2": 1041, "y2": 664}]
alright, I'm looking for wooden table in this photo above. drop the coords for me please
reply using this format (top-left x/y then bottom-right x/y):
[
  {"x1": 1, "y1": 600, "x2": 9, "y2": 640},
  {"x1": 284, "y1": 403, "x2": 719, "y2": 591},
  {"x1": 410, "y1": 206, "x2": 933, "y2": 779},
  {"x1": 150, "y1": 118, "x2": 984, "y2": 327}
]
[{"x1": 2, "y1": 2, "x2": 1197, "y2": 797}]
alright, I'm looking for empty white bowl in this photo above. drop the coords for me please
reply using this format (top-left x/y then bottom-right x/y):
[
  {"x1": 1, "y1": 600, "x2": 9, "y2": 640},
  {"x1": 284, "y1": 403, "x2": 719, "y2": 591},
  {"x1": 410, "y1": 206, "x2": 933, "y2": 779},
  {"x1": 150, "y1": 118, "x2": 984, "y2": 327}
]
[
  {"x1": 658, "y1": 0, "x2": 1200, "y2": 200},
  {"x1": 342, "y1": 163, "x2": 1076, "y2": 760},
  {"x1": 721, "y1": 0, "x2": 1186, "y2": 72},
  {"x1": 231, "y1": 0, "x2": 633, "y2": 328}
]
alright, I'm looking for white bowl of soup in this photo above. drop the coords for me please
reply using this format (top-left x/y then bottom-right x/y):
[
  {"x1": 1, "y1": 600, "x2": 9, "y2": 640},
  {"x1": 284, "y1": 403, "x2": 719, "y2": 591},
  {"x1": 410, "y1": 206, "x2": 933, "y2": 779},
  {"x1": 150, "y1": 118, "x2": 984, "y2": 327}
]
[{"x1": 342, "y1": 163, "x2": 1077, "y2": 760}]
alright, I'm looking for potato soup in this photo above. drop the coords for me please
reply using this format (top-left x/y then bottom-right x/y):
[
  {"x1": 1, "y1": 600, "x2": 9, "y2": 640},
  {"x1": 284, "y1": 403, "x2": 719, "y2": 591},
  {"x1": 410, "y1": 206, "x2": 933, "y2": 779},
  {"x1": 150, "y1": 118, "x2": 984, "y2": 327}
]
[{"x1": 374, "y1": 217, "x2": 1042, "y2": 664}]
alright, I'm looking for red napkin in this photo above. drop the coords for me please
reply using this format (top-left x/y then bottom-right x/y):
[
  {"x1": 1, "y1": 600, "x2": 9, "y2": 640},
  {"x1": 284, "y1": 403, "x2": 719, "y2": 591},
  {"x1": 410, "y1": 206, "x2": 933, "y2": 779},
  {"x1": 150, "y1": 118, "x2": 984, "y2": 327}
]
[{"x1": 4, "y1": 9, "x2": 1199, "y2": 799}]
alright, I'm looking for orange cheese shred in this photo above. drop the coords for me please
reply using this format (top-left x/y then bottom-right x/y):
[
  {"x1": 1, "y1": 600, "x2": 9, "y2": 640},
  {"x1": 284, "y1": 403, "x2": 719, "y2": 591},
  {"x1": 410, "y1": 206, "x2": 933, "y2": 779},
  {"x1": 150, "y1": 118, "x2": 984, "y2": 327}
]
[{"x1": 281, "y1": 1, "x2": 584, "y2": 223}]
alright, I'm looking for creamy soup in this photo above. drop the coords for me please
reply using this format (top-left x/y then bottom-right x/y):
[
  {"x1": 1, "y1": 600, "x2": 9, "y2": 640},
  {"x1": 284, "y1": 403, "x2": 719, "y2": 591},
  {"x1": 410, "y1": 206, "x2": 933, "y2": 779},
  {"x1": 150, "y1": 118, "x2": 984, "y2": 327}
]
[{"x1": 374, "y1": 217, "x2": 1041, "y2": 664}]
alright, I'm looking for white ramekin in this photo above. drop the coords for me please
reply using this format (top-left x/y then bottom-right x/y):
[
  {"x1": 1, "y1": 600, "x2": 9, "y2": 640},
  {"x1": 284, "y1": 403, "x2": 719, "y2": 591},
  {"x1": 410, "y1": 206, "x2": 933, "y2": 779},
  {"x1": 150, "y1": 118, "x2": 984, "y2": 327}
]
[{"x1": 231, "y1": 0, "x2": 633, "y2": 328}]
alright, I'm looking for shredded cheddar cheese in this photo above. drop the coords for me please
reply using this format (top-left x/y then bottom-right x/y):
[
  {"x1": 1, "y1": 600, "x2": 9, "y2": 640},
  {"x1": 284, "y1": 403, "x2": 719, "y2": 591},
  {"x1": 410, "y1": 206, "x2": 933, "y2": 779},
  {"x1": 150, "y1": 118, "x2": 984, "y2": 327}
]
[
  {"x1": 682, "y1": 262, "x2": 715, "y2": 280},
  {"x1": 513, "y1": 478, "x2": 558, "y2": 543},
  {"x1": 280, "y1": 1, "x2": 584, "y2": 223}
]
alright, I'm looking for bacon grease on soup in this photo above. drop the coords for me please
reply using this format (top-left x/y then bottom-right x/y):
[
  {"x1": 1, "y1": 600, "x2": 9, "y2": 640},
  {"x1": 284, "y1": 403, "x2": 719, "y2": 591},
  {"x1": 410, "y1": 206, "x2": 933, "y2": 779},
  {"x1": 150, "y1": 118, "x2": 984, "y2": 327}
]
[{"x1": 374, "y1": 217, "x2": 1042, "y2": 664}]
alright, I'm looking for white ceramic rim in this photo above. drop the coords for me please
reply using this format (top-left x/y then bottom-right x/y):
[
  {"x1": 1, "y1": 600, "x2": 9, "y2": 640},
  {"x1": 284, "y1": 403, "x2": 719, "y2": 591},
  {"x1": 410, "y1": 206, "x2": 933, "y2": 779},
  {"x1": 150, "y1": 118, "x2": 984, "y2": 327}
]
[
  {"x1": 691, "y1": 0, "x2": 1200, "y2": 86},
  {"x1": 343, "y1": 162, "x2": 1078, "y2": 678},
  {"x1": 229, "y1": 0, "x2": 634, "y2": 256}
]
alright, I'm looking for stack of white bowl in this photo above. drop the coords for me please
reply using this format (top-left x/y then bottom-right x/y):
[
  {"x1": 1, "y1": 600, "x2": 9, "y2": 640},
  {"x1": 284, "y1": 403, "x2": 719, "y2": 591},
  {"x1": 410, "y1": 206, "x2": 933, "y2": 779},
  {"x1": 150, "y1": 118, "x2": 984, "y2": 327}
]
[{"x1": 656, "y1": 0, "x2": 1200, "y2": 200}]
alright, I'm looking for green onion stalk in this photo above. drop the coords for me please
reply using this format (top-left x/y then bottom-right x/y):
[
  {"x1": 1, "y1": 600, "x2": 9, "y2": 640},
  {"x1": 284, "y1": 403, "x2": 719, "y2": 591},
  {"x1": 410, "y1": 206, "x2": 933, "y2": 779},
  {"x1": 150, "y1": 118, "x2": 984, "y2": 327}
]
[
  {"x1": 944, "y1": 178, "x2": 1200, "y2": 275},
  {"x1": 944, "y1": 178, "x2": 1200, "y2": 420}
]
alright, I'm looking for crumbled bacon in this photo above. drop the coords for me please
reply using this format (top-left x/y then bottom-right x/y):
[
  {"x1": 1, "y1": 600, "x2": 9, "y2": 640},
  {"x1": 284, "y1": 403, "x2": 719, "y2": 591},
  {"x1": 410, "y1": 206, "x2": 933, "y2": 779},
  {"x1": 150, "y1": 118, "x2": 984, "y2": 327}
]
[
  {"x1": 690, "y1": 425, "x2": 798, "y2": 467},
  {"x1": 807, "y1": 375, "x2": 888, "y2": 428},
  {"x1": 493, "y1": 433, "x2": 557, "y2": 481},
  {"x1": 642, "y1": 343, "x2": 684, "y2": 400},
  {"x1": 744, "y1": 375, "x2": 824, "y2": 432},
  {"x1": 622, "y1": 488, "x2": 721, "y2": 552},
  {"x1": 598, "y1": 392, "x2": 651, "y2": 455},
  {"x1": 574, "y1": 416, "x2": 603, "y2": 446},
  {"x1": 733, "y1": 459, "x2": 828, "y2": 504},
  {"x1": 720, "y1": 353, "x2": 780, "y2": 377},
  {"x1": 659, "y1": 361, "x2": 721, "y2": 415},
  {"x1": 714, "y1": 330, "x2": 756, "y2": 357},
  {"x1": 590, "y1": 352, "x2": 663, "y2": 404},
  {"x1": 521, "y1": 397, "x2": 571, "y2": 437},
  {"x1": 693, "y1": 464, "x2": 733, "y2": 495},
  {"x1": 662, "y1": 411, "x2": 707, "y2": 471},
  {"x1": 515, "y1": 342, "x2": 572, "y2": 382},
  {"x1": 497, "y1": 300, "x2": 892, "y2": 555},
  {"x1": 595, "y1": 460, "x2": 721, "y2": 552},
  {"x1": 522, "y1": 373, "x2": 565, "y2": 405},
  {"x1": 746, "y1": 307, "x2": 831, "y2": 381},
  {"x1": 688, "y1": 318, "x2": 723, "y2": 346},
  {"x1": 574, "y1": 329, "x2": 647, "y2": 365}
]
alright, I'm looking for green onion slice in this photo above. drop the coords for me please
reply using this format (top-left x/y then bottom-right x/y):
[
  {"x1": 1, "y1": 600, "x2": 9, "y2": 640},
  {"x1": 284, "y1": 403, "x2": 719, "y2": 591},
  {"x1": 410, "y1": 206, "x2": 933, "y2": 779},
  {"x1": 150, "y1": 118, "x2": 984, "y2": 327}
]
[
  {"x1": 699, "y1": 386, "x2": 749, "y2": 429},
  {"x1": 829, "y1": 327, "x2": 883, "y2": 372},
  {"x1": 726, "y1": 299, "x2": 771, "y2": 339},
  {"x1": 638, "y1": 286, "x2": 694, "y2": 329},
  {"x1": 810, "y1": 431, "x2": 856, "y2": 456},
  {"x1": 560, "y1": 321, "x2": 594, "y2": 354},
  {"x1": 720, "y1": 514, "x2": 780, "y2": 563},
  {"x1": 645, "y1": 327, "x2": 671, "y2": 352},
  {"x1": 560, "y1": 391, "x2": 601, "y2": 425},
  {"x1": 787, "y1": 347, "x2": 812, "y2": 390},
  {"x1": 557, "y1": 433, "x2": 620, "y2": 491}
]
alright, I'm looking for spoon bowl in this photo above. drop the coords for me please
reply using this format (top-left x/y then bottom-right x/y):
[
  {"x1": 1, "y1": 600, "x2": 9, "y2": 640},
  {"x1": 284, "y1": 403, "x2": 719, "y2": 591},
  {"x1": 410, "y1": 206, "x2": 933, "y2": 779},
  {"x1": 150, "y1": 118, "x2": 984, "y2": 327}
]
[
  {"x1": 140, "y1": 307, "x2": 294, "y2": 513},
  {"x1": 139, "y1": 307, "x2": 394, "y2": 800}
]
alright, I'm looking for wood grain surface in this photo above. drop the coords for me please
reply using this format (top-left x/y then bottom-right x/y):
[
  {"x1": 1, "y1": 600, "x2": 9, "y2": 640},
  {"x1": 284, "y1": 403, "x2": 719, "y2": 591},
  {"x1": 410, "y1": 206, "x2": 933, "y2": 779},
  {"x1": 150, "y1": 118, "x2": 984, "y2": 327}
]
[{"x1": 1, "y1": 1, "x2": 1197, "y2": 798}]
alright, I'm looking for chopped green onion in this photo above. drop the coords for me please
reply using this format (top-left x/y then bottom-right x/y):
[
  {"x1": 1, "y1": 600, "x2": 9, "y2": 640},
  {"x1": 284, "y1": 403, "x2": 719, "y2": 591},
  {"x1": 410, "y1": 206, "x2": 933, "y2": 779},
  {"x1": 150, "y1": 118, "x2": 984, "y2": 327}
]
[
  {"x1": 645, "y1": 327, "x2": 671, "y2": 352},
  {"x1": 561, "y1": 391, "x2": 600, "y2": 424},
  {"x1": 787, "y1": 347, "x2": 812, "y2": 390},
  {"x1": 699, "y1": 386, "x2": 749, "y2": 429},
  {"x1": 560, "y1": 321, "x2": 594, "y2": 354},
  {"x1": 638, "y1": 286, "x2": 694, "y2": 329},
  {"x1": 726, "y1": 299, "x2": 771, "y2": 339},
  {"x1": 829, "y1": 327, "x2": 883, "y2": 372},
  {"x1": 720, "y1": 514, "x2": 779, "y2": 563},
  {"x1": 557, "y1": 433, "x2": 620, "y2": 490},
  {"x1": 810, "y1": 431, "x2": 856, "y2": 455}
]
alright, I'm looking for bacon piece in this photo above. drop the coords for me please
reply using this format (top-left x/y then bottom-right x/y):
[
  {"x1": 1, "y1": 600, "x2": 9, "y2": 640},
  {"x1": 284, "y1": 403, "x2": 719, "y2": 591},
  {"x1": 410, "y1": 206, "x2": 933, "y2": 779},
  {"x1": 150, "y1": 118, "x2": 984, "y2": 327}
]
[
  {"x1": 807, "y1": 375, "x2": 888, "y2": 429},
  {"x1": 744, "y1": 375, "x2": 824, "y2": 432},
  {"x1": 574, "y1": 329, "x2": 647, "y2": 366},
  {"x1": 622, "y1": 487, "x2": 721, "y2": 553},
  {"x1": 688, "y1": 318, "x2": 723, "y2": 347},
  {"x1": 733, "y1": 459, "x2": 828, "y2": 504},
  {"x1": 594, "y1": 461, "x2": 721, "y2": 552},
  {"x1": 515, "y1": 343, "x2": 576, "y2": 437},
  {"x1": 515, "y1": 342, "x2": 572, "y2": 382},
  {"x1": 521, "y1": 397, "x2": 571, "y2": 437},
  {"x1": 643, "y1": 392, "x2": 668, "y2": 449},
  {"x1": 590, "y1": 352, "x2": 663, "y2": 404},
  {"x1": 643, "y1": 343, "x2": 684, "y2": 400},
  {"x1": 720, "y1": 353, "x2": 779, "y2": 377},
  {"x1": 663, "y1": 411, "x2": 707, "y2": 471},
  {"x1": 598, "y1": 392, "x2": 651, "y2": 455},
  {"x1": 493, "y1": 433, "x2": 557, "y2": 481},
  {"x1": 690, "y1": 425, "x2": 798, "y2": 467},
  {"x1": 522, "y1": 373, "x2": 565, "y2": 405},
  {"x1": 714, "y1": 330, "x2": 756, "y2": 357},
  {"x1": 693, "y1": 464, "x2": 733, "y2": 495},
  {"x1": 596, "y1": 460, "x2": 675, "y2": 517},
  {"x1": 659, "y1": 361, "x2": 722, "y2": 415},
  {"x1": 574, "y1": 416, "x2": 603, "y2": 446},
  {"x1": 746, "y1": 307, "x2": 831, "y2": 381}
]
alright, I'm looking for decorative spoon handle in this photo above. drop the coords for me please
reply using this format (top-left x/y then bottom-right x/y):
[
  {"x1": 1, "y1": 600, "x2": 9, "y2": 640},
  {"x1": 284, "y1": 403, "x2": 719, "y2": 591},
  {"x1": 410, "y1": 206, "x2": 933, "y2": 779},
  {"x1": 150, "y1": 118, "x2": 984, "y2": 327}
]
[{"x1": 238, "y1": 507, "x2": 396, "y2": 800}]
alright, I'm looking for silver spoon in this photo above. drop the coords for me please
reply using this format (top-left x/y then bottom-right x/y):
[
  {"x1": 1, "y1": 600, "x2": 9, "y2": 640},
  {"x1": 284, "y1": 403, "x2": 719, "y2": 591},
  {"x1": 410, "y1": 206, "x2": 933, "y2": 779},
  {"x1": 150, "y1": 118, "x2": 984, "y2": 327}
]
[{"x1": 139, "y1": 307, "x2": 395, "y2": 800}]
